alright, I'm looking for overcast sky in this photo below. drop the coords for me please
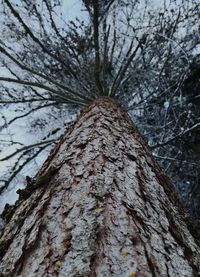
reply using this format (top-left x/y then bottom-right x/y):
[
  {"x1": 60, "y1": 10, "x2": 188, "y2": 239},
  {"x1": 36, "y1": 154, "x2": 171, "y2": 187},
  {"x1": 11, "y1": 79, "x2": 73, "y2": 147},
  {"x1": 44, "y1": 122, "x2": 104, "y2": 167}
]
[
  {"x1": 62, "y1": 0, "x2": 82, "y2": 17},
  {"x1": 0, "y1": 0, "x2": 87, "y2": 212}
]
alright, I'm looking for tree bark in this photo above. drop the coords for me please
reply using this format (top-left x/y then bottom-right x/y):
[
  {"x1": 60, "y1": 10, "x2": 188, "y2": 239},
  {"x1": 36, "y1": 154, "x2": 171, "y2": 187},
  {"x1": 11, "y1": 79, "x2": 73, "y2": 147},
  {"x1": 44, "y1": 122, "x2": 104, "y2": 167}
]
[{"x1": 0, "y1": 97, "x2": 199, "y2": 276}]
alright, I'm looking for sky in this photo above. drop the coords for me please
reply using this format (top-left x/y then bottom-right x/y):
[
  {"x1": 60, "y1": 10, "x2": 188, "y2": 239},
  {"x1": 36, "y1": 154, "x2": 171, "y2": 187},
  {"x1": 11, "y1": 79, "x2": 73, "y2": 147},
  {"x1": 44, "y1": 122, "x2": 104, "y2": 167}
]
[
  {"x1": 62, "y1": 0, "x2": 83, "y2": 19},
  {"x1": 0, "y1": 0, "x2": 85, "y2": 212}
]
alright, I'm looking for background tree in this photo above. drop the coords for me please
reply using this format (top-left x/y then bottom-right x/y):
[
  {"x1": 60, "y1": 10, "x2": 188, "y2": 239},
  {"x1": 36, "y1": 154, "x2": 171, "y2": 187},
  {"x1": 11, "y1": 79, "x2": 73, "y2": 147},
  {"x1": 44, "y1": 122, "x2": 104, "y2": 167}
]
[{"x1": 0, "y1": 0, "x2": 199, "y2": 218}]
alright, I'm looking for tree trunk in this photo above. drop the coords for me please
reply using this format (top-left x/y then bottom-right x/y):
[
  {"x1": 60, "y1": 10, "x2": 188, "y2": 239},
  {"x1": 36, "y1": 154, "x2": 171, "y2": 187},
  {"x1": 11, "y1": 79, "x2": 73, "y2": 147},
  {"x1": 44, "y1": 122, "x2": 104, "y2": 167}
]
[{"x1": 0, "y1": 97, "x2": 199, "y2": 277}]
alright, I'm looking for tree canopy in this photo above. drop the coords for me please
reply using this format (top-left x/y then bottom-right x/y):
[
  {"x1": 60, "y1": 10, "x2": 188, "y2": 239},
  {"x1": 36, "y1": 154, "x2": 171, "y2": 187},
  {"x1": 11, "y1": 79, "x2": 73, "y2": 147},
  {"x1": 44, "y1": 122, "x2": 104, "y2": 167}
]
[{"x1": 0, "y1": 0, "x2": 199, "y2": 217}]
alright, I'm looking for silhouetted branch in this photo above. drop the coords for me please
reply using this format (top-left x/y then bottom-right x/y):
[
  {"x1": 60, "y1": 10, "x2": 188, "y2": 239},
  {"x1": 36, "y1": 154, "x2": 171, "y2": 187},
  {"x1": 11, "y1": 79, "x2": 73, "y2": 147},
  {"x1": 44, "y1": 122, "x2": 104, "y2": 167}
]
[{"x1": 151, "y1": 123, "x2": 200, "y2": 149}]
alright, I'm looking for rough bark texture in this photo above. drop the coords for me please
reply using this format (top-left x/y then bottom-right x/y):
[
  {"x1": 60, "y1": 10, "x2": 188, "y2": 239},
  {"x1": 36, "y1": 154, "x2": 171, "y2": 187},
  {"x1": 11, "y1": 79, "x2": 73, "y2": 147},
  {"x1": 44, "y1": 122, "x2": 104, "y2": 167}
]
[{"x1": 0, "y1": 97, "x2": 199, "y2": 277}]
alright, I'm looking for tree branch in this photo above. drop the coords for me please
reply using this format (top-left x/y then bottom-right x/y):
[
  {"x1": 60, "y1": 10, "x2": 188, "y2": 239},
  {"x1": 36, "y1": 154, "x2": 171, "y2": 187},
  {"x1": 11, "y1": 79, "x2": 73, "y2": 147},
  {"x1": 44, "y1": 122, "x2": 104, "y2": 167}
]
[
  {"x1": 0, "y1": 145, "x2": 49, "y2": 194},
  {"x1": 0, "y1": 77, "x2": 87, "y2": 105},
  {"x1": 92, "y1": 0, "x2": 103, "y2": 95},
  {"x1": 151, "y1": 123, "x2": 200, "y2": 149},
  {"x1": 0, "y1": 139, "x2": 55, "y2": 162},
  {"x1": 4, "y1": 0, "x2": 77, "y2": 78},
  {"x1": 0, "y1": 46, "x2": 93, "y2": 102}
]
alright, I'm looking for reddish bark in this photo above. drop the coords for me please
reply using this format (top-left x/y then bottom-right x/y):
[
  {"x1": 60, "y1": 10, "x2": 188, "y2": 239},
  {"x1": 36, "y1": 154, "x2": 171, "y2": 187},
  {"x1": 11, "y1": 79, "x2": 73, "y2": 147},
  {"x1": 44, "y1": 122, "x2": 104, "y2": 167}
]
[{"x1": 0, "y1": 97, "x2": 199, "y2": 276}]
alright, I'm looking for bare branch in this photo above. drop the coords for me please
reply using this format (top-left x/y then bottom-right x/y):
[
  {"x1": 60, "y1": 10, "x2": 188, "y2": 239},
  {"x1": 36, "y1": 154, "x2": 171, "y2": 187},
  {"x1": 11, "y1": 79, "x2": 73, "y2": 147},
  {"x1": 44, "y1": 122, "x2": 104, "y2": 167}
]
[
  {"x1": 0, "y1": 77, "x2": 87, "y2": 105},
  {"x1": 92, "y1": 0, "x2": 103, "y2": 95},
  {"x1": 0, "y1": 144, "x2": 49, "y2": 194},
  {"x1": 4, "y1": 0, "x2": 77, "y2": 78},
  {"x1": 0, "y1": 46, "x2": 93, "y2": 102},
  {"x1": 0, "y1": 103, "x2": 56, "y2": 132},
  {"x1": 110, "y1": 42, "x2": 140, "y2": 96},
  {"x1": 151, "y1": 123, "x2": 200, "y2": 149},
  {"x1": 0, "y1": 139, "x2": 55, "y2": 162}
]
